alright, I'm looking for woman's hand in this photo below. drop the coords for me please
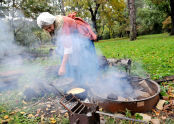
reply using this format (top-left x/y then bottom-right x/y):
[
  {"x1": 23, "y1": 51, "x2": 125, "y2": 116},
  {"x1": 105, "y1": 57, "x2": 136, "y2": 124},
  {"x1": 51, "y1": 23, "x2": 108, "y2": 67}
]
[{"x1": 58, "y1": 65, "x2": 66, "y2": 76}]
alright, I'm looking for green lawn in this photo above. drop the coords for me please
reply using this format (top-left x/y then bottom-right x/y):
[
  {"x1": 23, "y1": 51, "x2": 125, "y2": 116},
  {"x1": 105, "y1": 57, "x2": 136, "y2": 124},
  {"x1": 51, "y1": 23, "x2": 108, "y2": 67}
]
[{"x1": 95, "y1": 33, "x2": 174, "y2": 79}]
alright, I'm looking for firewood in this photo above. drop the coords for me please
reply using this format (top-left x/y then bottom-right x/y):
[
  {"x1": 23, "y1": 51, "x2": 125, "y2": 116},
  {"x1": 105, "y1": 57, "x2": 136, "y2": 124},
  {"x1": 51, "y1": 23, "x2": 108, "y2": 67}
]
[
  {"x1": 134, "y1": 90, "x2": 150, "y2": 99},
  {"x1": 156, "y1": 100, "x2": 166, "y2": 110},
  {"x1": 138, "y1": 80, "x2": 154, "y2": 95},
  {"x1": 117, "y1": 96, "x2": 126, "y2": 101}
]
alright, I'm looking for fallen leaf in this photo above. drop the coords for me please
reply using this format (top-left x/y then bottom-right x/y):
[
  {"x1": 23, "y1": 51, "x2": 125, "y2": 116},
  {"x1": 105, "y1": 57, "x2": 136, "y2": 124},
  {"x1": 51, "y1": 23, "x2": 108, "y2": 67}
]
[
  {"x1": 152, "y1": 109, "x2": 160, "y2": 116},
  {"x1": 51, "y1": 111, "x2": 56, "y2": 113},
  {"x1": 37, "y1": 109, "x2": 41, "y2": 114},
  {"x1": 28, "y1": 114, "x2": 34, "y2": 118},
  {"x1": 4, "y1": 115, "x2": 8, "y2": 119},
  {"x1": 2, "y1": 110, "x2": 6, "y2": 113},
  {"x1": 49, "y1": 118, "x2": 55, "y2": 121},
  {"x1": 99, "y1": 108, "x2": 103, "y2": 111},
  {"x1": 161, "y1": 116, "x2": 166, "y2": 120},
  {"x1": 10, "y1": 112, "x2": 15, "y2": 115},
  {"x1": 50, "y1": 119, "x2": 56, "y2": 124},
  {"x1": 20, "y1": 112, "x2": 26, "y2": 114},
  {"x1": 151, "y1": 119, "x2": 160, "y2": 124},
  {"x1": 64, "y1": 112, "x2": 69, "y2": 118},
  {"x1": 162, "y1": 96, "x2": 169, "y2": 100}
]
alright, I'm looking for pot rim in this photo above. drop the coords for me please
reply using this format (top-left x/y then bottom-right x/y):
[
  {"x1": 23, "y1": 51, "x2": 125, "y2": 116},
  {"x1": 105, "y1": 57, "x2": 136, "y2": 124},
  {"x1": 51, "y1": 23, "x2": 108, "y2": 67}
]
[{"x1": 94, "y1": 79, "x2": 160, "y2": 103}]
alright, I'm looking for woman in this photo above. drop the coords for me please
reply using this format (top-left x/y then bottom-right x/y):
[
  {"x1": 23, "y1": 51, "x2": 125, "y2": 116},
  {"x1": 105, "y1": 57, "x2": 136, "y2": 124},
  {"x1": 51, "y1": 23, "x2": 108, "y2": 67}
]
[{"x1": 37, "y1": 12, "x2": 98, "y2": 81}]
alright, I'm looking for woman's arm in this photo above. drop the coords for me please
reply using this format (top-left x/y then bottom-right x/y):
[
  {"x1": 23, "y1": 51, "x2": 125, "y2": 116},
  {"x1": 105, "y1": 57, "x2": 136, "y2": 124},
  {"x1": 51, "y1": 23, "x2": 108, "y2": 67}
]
[{"x1": 58, "y1": 54, "x2": 69, "y2": 75}]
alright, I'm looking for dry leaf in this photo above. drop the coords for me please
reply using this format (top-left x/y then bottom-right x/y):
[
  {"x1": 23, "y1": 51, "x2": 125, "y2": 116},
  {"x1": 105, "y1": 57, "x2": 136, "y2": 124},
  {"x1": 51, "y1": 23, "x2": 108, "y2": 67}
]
[
  {"x1": 152, "y1": 109, "x2": 160, "y2": 116},
  {"x1": 28, "y1": 114, "x2": 34, "y2": 118},
  {"x1": 162, "y1": 96, "x2": 169, "y2": 100},
  {"x1": 4, "y1": 115, "x2": 9, "y2": 119},
  {"x1": 99, "y1": 108, "x2": 103, "y2": 111},
  {"x1": 64, "y1": 112, "x2": 69, "y2": 118},
  {"x1": 37, "y1": 109, "x2": 41, "y2": 114},
  {"x1": 20, "y1": 112, "x2": 26, "y2": 114},
  {"x1": 49, "y1": 118, "x2": 55, "y2": 121},
  {"x1": 2, "y1": 110, "x2": 6, "y2": 113},
  {"x1": 50, "y1": 120, "x2": 56, "y2": 124},
  {"x1": 161, "y1": 116, "x2": 166, "y2": 120},
  {"x1": 10, "y1": 112, "x2": 15, "y2": 115},
  {"x1": 151, "y1": 119, "x2": 160, "y2": 124}
]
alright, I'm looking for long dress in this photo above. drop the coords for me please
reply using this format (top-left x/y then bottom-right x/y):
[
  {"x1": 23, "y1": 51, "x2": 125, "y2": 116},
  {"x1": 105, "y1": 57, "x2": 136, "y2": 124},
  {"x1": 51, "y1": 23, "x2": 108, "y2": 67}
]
[{"x1": 55, "y1": 15, "x2": 98, "y2": 84}]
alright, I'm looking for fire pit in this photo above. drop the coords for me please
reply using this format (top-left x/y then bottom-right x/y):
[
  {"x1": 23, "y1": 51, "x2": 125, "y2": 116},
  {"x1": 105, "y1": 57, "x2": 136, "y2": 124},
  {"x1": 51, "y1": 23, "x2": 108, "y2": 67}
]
[{"x1": 90, "y1": 76, "x2": 160, "y2": 113}]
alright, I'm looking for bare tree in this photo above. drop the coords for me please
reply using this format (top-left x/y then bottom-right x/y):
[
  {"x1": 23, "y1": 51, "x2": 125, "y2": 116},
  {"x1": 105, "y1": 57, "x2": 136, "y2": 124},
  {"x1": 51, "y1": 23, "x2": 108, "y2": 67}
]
[{"x1": 127, "y1": 0, "x2": 137, "y2": 41}]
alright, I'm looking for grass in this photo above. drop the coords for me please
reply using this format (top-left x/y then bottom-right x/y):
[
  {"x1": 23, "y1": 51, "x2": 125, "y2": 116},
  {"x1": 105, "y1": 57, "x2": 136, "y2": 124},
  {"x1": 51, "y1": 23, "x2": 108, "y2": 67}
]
[{"x1": 95, "y1": 33, "x2": 174, "y2": 79}]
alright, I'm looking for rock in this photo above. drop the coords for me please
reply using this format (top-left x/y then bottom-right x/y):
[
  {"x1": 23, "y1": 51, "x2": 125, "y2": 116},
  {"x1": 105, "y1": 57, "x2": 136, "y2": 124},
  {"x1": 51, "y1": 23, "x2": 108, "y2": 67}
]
[
  {"x1": 151, "y1": 119, "x2": 160, "y2": 124},
  {"x1": 156, "y1": 100, "x2": 166, "y2": 110},
  {"x1": 138, "y1": 113, "x2": 151, "y2": 122}
]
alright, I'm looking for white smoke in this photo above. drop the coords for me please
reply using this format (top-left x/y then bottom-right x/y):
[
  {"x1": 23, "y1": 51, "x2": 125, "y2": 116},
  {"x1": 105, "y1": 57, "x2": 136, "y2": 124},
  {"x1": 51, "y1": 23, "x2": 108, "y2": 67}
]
[{"x1": 55, "y1": 30, "x2": 135, "y2": 99}]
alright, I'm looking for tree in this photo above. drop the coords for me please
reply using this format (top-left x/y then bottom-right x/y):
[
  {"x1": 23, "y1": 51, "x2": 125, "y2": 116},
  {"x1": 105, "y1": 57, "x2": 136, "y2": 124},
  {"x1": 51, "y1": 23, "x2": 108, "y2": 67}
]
[
  {"x1": 147, "y1": 0, "x2": 174, "y2": 35},
  {"x1": 20, "y1": 0, "x2": 58, "y2": 19},
  {"x1": 64, "y1": 0, "x2": 125, "y2": 37},
  {"x1": 127, "y1": 0, "x2": 137, "y2": 40}
]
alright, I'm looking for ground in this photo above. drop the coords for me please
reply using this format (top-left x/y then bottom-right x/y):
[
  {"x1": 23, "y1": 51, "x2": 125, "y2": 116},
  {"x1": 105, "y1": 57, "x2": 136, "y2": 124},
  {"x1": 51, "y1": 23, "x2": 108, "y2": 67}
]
[{"x1": 0, "y1": 33, "x2": 174, "y2": 123}]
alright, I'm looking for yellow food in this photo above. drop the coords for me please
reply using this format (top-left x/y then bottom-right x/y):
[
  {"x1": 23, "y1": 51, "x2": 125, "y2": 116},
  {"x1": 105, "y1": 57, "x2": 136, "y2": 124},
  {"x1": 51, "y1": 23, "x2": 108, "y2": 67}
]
[{"x1": 67, "y1": 88, "x2": 85, "y2": 94}]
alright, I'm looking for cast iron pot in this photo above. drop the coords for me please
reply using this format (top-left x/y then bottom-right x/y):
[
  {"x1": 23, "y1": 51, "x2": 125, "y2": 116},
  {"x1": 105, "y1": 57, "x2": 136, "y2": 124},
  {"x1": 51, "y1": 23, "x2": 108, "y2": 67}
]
[{"x1": 65, "y1": 87, "x2": 88, "y2": 101}]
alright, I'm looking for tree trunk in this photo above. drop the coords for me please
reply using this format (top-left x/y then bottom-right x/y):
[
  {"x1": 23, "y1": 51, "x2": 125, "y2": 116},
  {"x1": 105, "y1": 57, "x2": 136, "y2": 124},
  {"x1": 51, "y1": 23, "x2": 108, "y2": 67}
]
[
  {"x1": 59, "y1": 0, "x2": 65, "y2": 16},
  {"x1": 88, "y1": 2, "x2": 100, "y2": 35},
  {"x1": 170, "y1": 0, "x2": 174, "y2": 35},
  {"x1": 127, "y1": 0, "x2": 137, "y2": 41}
]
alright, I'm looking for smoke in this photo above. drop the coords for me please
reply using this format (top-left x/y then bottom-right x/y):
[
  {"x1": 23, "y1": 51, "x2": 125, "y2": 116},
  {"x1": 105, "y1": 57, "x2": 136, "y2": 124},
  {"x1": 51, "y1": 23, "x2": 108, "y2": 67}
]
[
  {"x1": 55, "y1": 31, "x2": 135, "y2": 99},
  {"x1": 0, "y1": 18, "x2": 49, "y2": 102},
  {"x1": 55, "y1": 33, "x2": 98, "y2": 82}
]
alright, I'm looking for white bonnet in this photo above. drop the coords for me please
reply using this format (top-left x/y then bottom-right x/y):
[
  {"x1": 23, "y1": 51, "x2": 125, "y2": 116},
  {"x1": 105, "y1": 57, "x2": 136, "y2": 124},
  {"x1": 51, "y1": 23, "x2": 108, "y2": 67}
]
[{"x1": 37, "y1": 12, "x2": 56, "y2": 28}]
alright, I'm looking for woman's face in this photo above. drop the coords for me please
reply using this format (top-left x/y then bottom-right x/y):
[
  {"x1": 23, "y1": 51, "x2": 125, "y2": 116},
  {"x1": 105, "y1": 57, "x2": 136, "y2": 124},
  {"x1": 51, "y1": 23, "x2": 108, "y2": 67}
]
[{"x1": 43, "y1": 24, "x2": 54, "y2": 33}]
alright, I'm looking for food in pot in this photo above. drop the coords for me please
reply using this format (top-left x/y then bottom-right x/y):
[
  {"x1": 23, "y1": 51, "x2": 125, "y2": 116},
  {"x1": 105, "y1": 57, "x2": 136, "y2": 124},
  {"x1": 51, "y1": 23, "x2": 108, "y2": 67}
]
[{"x1": 67, "y1": 88, "x2": 85, "y2": 95}]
